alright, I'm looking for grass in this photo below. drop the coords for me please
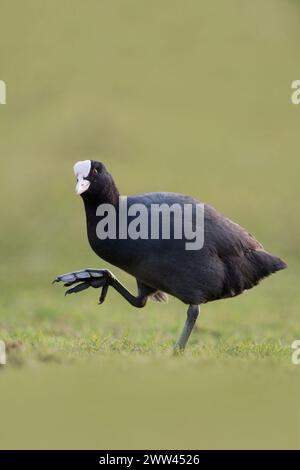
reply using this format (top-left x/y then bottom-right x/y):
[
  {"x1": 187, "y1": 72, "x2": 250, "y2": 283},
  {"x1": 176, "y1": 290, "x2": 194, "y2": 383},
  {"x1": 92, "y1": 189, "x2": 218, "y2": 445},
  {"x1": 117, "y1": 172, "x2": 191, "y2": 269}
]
[
  {"x1": 0, "y1": 0, "x2": 300, "y2": 449},
  {"x1": 1, "y1": 269, "x2": 298, "y2": 449},
  {"x1": 0, "y1": 269, "x2": 296, "y2": 364}
]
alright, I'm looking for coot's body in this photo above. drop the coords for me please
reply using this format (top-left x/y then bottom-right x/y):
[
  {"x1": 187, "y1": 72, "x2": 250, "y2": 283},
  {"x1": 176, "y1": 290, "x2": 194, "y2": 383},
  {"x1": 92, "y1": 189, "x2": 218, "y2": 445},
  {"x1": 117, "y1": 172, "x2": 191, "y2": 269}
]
[
  {"x1": 85, "y1": 191, "x2": 285, "y2": 305},
  {"x1": 54, "y1": 160, "x2": 287, "y2": 351}
]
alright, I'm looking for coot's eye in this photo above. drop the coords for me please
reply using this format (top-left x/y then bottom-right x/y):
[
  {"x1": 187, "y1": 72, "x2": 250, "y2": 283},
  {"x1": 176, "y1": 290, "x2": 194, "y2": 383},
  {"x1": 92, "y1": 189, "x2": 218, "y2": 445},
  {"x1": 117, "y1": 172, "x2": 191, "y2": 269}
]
[{"x1": 92, "y1": 168, "x2": 98, "y2": 176}]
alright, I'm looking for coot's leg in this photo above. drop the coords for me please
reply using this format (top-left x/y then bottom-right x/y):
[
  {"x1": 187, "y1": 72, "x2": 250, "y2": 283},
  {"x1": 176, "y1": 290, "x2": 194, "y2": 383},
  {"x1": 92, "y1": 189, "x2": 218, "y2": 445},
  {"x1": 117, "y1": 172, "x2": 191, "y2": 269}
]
[
  {"x1": 53, "y1": 269, "x2": 154, "y2": 308},
  {"x1": 110, "y1": 279, "x2": 155, "y2": 308},
  {"x1": 174, "y1": 304, "x2": 200, "y2": 352}
]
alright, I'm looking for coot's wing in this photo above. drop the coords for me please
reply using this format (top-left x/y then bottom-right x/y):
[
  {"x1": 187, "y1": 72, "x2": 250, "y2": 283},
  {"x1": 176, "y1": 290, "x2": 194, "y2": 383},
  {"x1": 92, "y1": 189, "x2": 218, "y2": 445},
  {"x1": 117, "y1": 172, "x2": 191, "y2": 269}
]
[
  {"x1": 204, "y1": 204, "x2": 263, "y2": 257},
  {"x1": 127, "y1": 192, "x2": 262, "y2": 256}
]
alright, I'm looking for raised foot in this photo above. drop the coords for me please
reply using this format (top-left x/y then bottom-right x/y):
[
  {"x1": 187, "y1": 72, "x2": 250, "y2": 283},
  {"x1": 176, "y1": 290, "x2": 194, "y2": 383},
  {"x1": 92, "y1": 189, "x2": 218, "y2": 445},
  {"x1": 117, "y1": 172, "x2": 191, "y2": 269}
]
[{"x1": 52, "y1": 269, "x2": 115, "y2": 304}]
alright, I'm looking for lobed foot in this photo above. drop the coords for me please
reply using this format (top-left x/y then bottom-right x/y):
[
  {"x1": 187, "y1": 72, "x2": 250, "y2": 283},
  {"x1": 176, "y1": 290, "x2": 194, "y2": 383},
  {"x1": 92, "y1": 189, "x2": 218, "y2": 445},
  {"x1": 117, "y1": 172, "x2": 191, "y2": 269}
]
[{"x1": 53, "y1": 269, "x2": 115, "y2": 304}]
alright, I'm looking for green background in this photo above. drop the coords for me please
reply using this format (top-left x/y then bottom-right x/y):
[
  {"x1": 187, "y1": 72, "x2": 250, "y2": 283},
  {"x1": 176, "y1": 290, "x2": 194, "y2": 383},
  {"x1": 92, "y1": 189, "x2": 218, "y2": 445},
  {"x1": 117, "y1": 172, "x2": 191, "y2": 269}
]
[{"x1": 0, "y1": 0, "x2": 299, "y2": 449}]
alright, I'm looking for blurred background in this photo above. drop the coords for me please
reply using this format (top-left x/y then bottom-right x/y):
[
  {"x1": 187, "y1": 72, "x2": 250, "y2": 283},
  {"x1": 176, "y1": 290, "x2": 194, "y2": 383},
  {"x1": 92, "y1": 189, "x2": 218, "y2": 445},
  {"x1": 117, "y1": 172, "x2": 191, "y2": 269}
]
[{"x1": 0, "y1": 0, "x2": 300, "y2": 449}]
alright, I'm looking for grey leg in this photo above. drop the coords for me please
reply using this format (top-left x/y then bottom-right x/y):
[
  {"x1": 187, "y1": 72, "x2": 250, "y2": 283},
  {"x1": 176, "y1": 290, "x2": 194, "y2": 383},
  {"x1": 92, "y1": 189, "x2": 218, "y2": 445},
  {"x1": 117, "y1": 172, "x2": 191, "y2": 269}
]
[{"x1": 174, "y1": 304, "x2": 200, "y2": 352}]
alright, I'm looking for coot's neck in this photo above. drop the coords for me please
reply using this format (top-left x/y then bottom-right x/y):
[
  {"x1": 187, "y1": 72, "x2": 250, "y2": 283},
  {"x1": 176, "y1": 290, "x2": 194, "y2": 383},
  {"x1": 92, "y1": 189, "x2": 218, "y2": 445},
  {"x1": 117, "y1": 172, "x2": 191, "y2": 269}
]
[
  {"x1": 81, "y1": 177, "x2": 121, "y2": 247},
  {"x1": 82, "y1": 178, "x2": 120, "y2": 214}
]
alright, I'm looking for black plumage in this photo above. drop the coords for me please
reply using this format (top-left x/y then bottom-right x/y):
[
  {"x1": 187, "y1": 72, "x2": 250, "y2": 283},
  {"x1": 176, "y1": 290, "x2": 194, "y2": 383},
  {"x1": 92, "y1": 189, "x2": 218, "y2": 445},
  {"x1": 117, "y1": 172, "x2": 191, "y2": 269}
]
[{"x1": 54, "y1": 160, "x2": 287, "y2": 350}]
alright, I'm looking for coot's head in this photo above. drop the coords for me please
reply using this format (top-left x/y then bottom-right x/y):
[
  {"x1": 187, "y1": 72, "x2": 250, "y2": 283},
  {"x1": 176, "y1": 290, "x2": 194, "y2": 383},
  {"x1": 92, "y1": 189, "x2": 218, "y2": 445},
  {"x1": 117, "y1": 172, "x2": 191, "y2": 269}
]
[{"x1": 73, "y1": 160, "x2": 119, "y2": 203}]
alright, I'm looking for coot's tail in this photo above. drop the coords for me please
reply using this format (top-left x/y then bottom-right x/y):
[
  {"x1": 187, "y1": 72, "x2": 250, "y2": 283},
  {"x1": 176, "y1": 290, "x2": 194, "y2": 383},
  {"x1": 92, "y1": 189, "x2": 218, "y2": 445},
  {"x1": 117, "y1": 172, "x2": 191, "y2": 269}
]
[
  {"x1": 241, "y1": 249, "x2": 287, "y2": 291},
  {"x1": 248, "y1": 249, "x2": 286, "y2": 275},
  {"x1": 222, "y1": 250, "x2": 287, "y2": 299}
]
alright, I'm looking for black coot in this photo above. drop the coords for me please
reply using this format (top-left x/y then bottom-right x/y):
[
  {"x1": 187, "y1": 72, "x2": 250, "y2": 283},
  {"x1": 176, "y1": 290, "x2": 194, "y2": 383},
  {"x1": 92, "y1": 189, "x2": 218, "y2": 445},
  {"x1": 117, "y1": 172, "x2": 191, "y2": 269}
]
[{"x1": 54, "y1": 160, "x2": 287, "y2": 350}]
